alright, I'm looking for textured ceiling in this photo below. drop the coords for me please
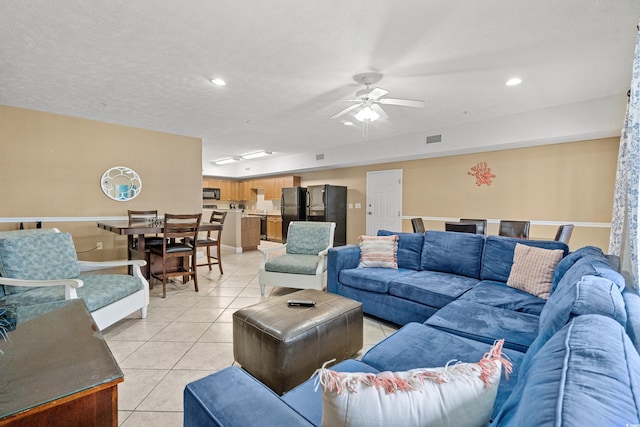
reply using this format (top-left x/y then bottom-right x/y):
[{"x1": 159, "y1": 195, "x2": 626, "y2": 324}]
[{"x1": 1, "y1": 0, "x2": 639, "y2": 176}]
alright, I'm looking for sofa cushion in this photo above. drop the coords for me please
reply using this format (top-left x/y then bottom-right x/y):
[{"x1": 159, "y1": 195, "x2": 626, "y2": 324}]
[
  {"x1": 316, "y1": 340, "x2": 507, "y2": 427},
  {"x1": 426, "y1": 300, "x2": 539, "y2": 353},
  {"x1": 286, "y1": 222, "x2": 332, "y2": 255},
  {"x1": 506, "y1": 243, "x2": 564, "y2": 300},
  {"x1": 358, "y1": 235, "x2": 397, "y2": 269},
  {"x1": 457, "y1": 281, "x2": 546, "y2": 315},
  {"x1": 265, "y1": 254, "x2": 322, "y2": 275},
  {"x1": 377, "y1": 230, "x2": 423, "y2": 270},
  {"x1": 184, "y1": 366, "x2": 315, "y2": 427},
  {"x1": 551, "y1": 245, "x2": 606, "y2": 289},
  {"x1": 480, "y1": 236, "x2": 568, "y2": 283},
  {"x1": 339, "y1": 268, "x2": 418, "y2": 294},
  {"x1": 0, "y1": 233, "x2": 80, "y2": 294},
  {"x1": 520, "y1": 275, "x2": 628, "y2": 374},
  {"x1": 552, "y1": 255, "x2": 625, "y2": 295},
  {"x1": 389, "y1": 270, "x2": 480, "y2": 309},
  {"x1": 361, "y1": 323, "x2": 525, "y2": 420},
  {"x1": 3, "y1": 274, "x2": 144, "y2": 312},
  {"x1": 493, "y1": 315, "x2": 640, "y2": 426},
  {"x1": 420, "y1": 231, "x2": 485, "y2": 279}
]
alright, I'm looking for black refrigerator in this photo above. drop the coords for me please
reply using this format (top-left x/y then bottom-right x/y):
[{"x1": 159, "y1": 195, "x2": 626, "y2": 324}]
[
  {"x1": 306, "y1": 185, "x2": 347, "y2": 246},
  {"x1": 281, "y1": 187, "x2": 307, "y2": 242}
]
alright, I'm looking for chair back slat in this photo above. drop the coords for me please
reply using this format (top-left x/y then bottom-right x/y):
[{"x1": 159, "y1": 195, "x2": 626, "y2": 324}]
[{"x1": 163, "y1": 213, "x2": 201, "y2": 242}]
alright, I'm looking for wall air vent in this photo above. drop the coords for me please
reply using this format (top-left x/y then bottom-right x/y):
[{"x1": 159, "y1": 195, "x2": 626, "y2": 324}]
[
  {"x1": 316, "y1": 154, "x2": 325, "y2": 161},
  {"x1": 426, "y1": 134, "x2": 442, "y2": 144}
]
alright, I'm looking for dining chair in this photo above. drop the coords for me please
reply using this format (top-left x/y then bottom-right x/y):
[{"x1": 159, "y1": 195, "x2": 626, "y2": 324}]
[
  {"x1": 498, "y1": 220, "x2": 530, "y2": 239},
  {"x1": 460, "y1": 218, "x2": 487, "y2": 235},
  {"x1": 149, "y1": 213, "x2": 202, "y2": 298},
  {"x1": 411, "y1": 218, "x2": 425, "y2": 233},
  {"x1": 127, "y1": 209, "x2": 166, "y2": 247},
  {"x1": 185, "y1": 210, "x2": 227, "y2": 274},
  {"x1": 554, "y1": 224, "x2": 574, "y2": 244},
  {"x1": 445, "y1": 222, "x2": 478, "y2": 234}
]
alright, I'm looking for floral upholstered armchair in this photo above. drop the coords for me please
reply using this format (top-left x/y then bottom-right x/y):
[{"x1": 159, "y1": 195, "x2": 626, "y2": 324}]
[
  {"x1": 0, "y1": 229, "x2": 149, "y2": 330},
  {"x1": 258, "y1": 221, "x2": 336, "y2": 296}
]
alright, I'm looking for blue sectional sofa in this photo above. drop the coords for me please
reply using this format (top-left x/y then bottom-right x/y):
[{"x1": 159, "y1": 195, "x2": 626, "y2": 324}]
[{"x1": 184, "y1": 231, "x2": 640, "y2": 426}]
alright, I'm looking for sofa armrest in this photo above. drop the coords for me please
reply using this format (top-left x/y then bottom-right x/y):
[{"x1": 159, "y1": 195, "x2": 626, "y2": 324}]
[
  {"x1": 0, "y1": 277, "x2": 84, "y2": 299},
  {"x1": 184, "y1": 367, "x2": 313, "y2": 427},
  {"x1": 327, "y1": 245, "x2": 361, "y2": 294}
]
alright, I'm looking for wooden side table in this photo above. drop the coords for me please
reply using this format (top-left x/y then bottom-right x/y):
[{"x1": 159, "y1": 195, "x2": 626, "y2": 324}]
[{"x1": 0, "y1": 300, "x2": 123, "y2": 426}]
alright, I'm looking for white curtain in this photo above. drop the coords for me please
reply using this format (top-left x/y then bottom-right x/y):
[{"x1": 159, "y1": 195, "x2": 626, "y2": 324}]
[{"x1": 609, "y1": 23, "x2": 640, "y2": 292}]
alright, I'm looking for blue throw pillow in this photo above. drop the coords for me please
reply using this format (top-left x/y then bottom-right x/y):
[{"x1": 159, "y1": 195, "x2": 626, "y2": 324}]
[
  {"x1": 377, "y1": 230, "x2": 423, "y2": 270},
  {"x1": 420, "y1": 231, "x2": 485, "y2": 279}
]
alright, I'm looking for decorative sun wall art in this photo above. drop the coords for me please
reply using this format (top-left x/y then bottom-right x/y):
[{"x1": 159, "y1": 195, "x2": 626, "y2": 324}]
[{"x1": 468, "y1": 162, "x2": 496, "y2": 186}]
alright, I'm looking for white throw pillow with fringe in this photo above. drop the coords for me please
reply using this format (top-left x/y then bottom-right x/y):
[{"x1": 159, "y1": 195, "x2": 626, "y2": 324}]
[{"x1": 315, "y1": 339, "x2": 511, "y2": 427}]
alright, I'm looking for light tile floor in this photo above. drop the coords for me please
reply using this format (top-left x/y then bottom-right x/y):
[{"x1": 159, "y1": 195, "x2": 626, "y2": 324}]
[{"x1": 104, "y1": 242, "x2": 398, "y2": 427}]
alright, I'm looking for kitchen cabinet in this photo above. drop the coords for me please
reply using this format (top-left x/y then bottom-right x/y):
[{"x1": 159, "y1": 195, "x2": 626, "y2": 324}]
[
  {"x1": 264, "y1": 176, "x2": 301, "y2": 200},
  {"x1": 267, "y1": 215, "x2": 282, "y2": 242},
  {"x1": 241, "y1": 216, "x2": 261, "y2": 251},
  {"x1": 203, "y1": 175, "x2": 300, "y2": 202}
]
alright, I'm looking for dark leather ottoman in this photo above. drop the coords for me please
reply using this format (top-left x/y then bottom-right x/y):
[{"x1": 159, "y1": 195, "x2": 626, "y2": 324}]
[{"x1": 232, "y1": 289, "x2": 363, "y2": 395}]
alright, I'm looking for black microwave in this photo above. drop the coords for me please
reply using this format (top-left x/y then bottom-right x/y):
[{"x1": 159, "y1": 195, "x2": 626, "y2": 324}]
[{"x1": 203, "y1": 188, "x2": 221, "y2": 200}]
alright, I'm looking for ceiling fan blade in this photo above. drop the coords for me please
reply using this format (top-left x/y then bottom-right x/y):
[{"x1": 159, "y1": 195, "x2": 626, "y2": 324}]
[
  {"x1": 371, "y1": 104, "x2": 388, "y2": 120},
  {"x1": 330, "y1": 103, "x2": 362, "y2": 119},
  {"x1": 367, "y1": 87, "x2": 389, "y2": 100},
  {"x1": 378, "y1": 98, "x2": 425, "y2": 108}
]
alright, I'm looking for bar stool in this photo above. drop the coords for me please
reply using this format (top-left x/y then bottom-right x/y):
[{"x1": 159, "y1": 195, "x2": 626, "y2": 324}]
[{"x1": 186, "y1": 211, "x2": 227, "y2": 274}]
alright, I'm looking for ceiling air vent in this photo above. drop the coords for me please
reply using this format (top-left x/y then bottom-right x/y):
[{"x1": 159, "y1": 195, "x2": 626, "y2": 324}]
[
  {"x1": 316, "y1": 154, "x2": 325, "y2": 161},
  {"x1": 426, "y1": 134, "x2": 442, "y2": 144}
]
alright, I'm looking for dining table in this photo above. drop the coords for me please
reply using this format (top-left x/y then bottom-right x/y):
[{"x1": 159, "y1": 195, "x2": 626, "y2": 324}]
[{"x1": 96, "y1": 219, "x2": 221, "y2": 279}]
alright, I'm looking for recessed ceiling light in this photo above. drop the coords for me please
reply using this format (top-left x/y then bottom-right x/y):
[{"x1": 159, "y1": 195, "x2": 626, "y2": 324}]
[
  {"x1": 210, "y1": 78, "x2": 226, "y2": 86},
  {"x1": 343, "y1": 121, "x2": 354, "y2": 126},
  {"x1": 505, "y1": 77, "x2": 522, "y2": 86}
]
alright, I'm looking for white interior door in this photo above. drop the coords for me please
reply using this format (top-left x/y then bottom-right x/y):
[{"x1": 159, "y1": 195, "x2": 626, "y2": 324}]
[{"x1": 366, "y1": 169, "x2": 403, "y2": 235}]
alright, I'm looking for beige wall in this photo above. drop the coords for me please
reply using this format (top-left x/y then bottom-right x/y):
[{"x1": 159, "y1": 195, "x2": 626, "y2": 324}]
[
  {"x1": 0, "y1": 105, "x2": 202, "y2": 260},
  {"x1": 0, "y1": 105, "x2": 619, "y2": 255},
  {"x1": 298, "y1": 137, "x2": 619, "y2": 251}
]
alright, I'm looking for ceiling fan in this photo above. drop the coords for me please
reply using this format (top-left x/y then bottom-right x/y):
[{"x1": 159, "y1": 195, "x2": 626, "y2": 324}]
[{"x1": 330, "y1": 72, "x2": 425, "y2": 122}]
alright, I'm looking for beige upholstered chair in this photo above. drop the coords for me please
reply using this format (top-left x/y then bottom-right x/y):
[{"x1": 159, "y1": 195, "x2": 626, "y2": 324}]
[{"x1": 258, "y1": 221, "x2": 336, "y2": 296}]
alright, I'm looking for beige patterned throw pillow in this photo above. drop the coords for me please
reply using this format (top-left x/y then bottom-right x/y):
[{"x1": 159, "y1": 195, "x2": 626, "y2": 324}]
[
  {"x1": 507, "y1": 243, "x2": 564, "y2": 300},
  {"x1": 358, "y1": 235, "x2": 398, "y2": 269}
]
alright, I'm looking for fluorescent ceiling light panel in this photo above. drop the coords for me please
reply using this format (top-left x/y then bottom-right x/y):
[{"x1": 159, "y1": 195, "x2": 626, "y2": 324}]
[
  {"x1": 505, "y1": 77, "x2": 522, "y2": 86},
  {"x1": 211, "y1": 78, "x2": 226, "y2": 86},
  {"x1": 215, "y1": 157, "x2": 239, "y2": 165},
  {"x1": 242, "y1": 150, "x2": 272, "y2": 160}
]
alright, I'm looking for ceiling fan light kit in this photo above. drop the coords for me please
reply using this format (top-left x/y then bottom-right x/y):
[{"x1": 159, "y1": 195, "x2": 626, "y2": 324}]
[
  {"x1": 330, "y1": 72, "x2": 425, "y2": 137},
  {"x1": 355, "y1": 106, "x2": 380, "y2": 122}
]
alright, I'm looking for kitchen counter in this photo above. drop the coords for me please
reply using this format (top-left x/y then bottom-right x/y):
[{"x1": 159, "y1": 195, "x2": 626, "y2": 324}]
[{"x1": 203, "y1": 209, "x2": 260, "y2": 253}]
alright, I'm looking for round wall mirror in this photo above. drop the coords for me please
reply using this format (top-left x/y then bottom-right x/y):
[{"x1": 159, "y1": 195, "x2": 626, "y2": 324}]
[{"x1": 101, "y1": 166, "x2": 142, "y2": 201}]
